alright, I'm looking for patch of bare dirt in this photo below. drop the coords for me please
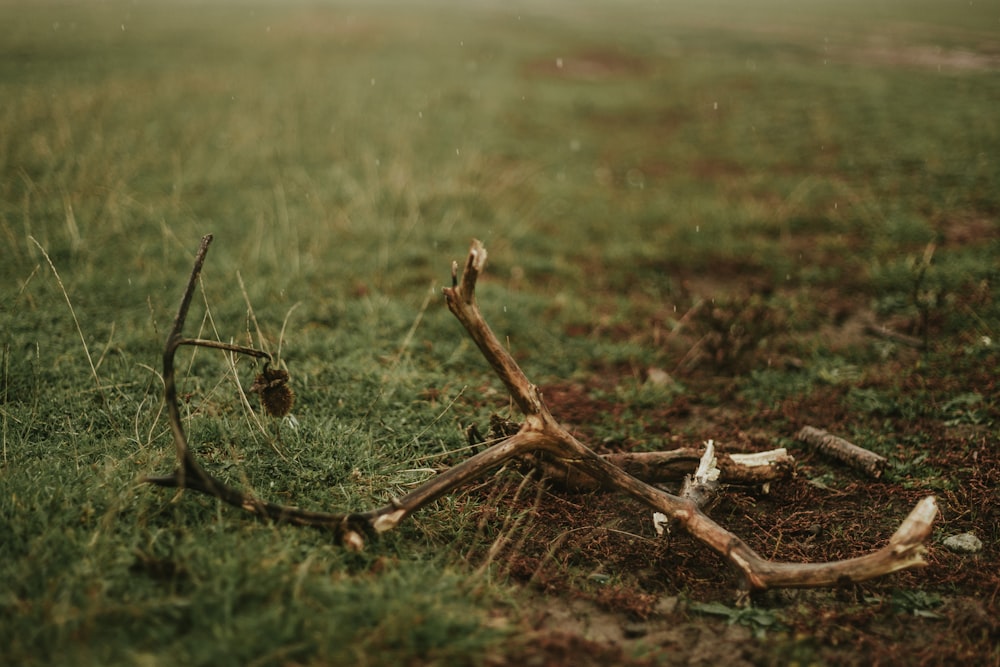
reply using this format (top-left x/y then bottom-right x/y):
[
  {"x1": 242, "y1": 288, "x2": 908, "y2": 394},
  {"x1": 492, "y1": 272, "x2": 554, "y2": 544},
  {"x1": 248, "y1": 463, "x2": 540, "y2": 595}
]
[
  {"x1": 497, "y1": 593, "x2": 763, "y2": 667},
  {"x1": 461, "y1": 333, "x2": 999, "y2": 665},
  {"x1": 936, "y1": 213, "x2": 1000, "y2": 246},
  {"x1": 524, "y1": 49, "x2": 651, "y2": 81},
  {"x1": 847, "y1": 40, "x2": 1000, "y2": 71}
]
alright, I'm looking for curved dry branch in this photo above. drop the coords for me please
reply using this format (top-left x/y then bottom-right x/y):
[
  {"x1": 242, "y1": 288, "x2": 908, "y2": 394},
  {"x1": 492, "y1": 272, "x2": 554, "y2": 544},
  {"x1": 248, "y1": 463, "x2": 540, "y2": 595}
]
[
  {"x1": 145, "y1": 236, "x2": 936, "y2": 591},
  {"x1": 144, "y1": 235, "x2": 369, "y2": 544},
  {"x1": 442, "y1": 240, "x2": 936, "y2": 590}
]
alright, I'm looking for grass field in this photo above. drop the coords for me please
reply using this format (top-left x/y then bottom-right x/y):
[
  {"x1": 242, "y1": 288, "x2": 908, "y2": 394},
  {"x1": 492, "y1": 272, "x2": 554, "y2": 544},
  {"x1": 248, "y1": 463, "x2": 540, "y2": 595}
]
[{"x1": 2, "y1": 1, "x2": 998, "y2": 665}]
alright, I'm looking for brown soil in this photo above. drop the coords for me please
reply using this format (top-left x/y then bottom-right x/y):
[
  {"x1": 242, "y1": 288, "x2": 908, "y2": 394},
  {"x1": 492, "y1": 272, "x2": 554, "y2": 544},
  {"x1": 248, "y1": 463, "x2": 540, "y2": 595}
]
[
  {"x1": 460, "y1": 265, "x2": 998, "y2": 665},
  {"x1": 848, "y1": 40, "x2": 1000, "y2": 72},
  {"x1": 523, "y1": 49, "x2": 651, "y2": 81}
]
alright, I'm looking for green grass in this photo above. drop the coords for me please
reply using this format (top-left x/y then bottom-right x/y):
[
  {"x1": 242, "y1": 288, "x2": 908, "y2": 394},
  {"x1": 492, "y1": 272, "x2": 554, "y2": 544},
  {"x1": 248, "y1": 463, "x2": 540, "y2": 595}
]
[{"x1": 2, "y1": 1, "x2": 999, "y2": 664}]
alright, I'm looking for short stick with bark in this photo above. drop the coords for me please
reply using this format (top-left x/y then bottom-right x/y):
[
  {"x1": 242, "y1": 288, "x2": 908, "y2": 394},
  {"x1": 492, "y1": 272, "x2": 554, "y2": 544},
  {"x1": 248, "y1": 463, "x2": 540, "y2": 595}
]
[{"x1": 797, "y1": 426, "x2": 888, "y2": 479}]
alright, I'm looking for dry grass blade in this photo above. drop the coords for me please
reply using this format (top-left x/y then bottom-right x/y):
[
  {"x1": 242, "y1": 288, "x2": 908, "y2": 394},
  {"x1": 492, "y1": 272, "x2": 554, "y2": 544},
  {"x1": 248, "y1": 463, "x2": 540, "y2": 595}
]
[{"x1": 29, "y1": 236, "x2": 102, "y2": 396}]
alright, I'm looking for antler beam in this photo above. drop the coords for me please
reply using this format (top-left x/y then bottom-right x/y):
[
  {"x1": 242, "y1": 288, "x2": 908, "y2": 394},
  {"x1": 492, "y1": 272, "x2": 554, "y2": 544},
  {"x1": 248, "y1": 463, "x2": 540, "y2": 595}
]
[{"x1": 145, "y1": 236, "x2": 937, "y2": 590}]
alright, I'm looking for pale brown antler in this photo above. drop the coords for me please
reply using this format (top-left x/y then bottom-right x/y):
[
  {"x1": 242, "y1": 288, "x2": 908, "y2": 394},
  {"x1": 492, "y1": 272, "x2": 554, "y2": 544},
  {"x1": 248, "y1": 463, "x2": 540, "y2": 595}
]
[{"x1": 145, "y1": 236, "x2": 937, "y2": 589}]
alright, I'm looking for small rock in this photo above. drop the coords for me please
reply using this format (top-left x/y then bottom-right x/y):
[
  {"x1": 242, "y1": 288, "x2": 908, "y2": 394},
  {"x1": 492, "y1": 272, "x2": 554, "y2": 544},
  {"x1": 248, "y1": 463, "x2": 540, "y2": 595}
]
[
  {"x1": 646, "y1": 367, "x2": 675, "y2": 387},
  {"x1": 655, "y1": 595, "x2": 680, "y2": 615},
  {"x1": 943, "y1": 532, "x2": 983, "y2": 554}
]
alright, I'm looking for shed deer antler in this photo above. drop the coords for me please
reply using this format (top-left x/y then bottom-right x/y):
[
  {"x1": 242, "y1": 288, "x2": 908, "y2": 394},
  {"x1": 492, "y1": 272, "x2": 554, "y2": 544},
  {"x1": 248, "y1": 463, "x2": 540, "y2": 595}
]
[{"x1": 145, "y1": 235, "x2": 937, "y2": 591}]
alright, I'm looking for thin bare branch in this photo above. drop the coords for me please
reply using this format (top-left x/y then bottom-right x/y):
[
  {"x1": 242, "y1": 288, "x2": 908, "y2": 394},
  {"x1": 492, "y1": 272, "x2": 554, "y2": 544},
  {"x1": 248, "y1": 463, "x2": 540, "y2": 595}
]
[
  {"x1": 442, "y1": 240, "x2": 550, "y2": 424},
  {"x1": 146, "y1": 235, "x2": 372, "y2": 542}
]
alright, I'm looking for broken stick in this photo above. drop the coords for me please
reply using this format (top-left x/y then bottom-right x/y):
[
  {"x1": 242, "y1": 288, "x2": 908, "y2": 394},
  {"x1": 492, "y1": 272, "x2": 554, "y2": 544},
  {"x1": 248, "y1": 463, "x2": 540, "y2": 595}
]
[{"x1": 797, "y1": 426, "x2": 888, "y2": 478}]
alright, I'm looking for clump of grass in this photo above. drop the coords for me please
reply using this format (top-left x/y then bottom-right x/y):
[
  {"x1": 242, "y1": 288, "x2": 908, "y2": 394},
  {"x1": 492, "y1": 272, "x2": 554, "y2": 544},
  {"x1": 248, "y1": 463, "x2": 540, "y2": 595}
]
[{"x1": 687, "y1": 294, "x2": 785, "y2": 373}]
